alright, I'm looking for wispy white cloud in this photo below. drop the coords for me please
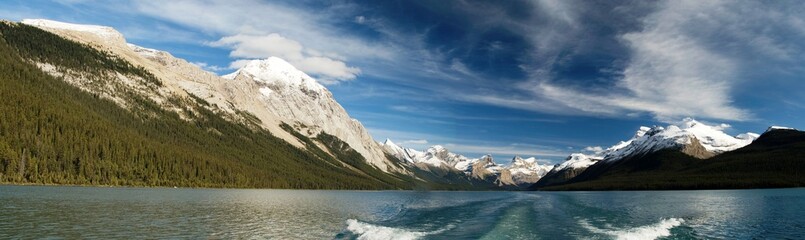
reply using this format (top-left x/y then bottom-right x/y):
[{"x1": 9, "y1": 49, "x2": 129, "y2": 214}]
[
  {"x1": 132, "y1": 0, "x2": 391, "y2": 84},
  {"x1": 463, "y1": 0, "x2": 805, "y2": 122},
  {"x1": 401, "y1": 139, "x2": 428, "y2": 145},
  {"x1": 583, "y1": 146, "x2": 604, "y2": 154},
  {"x1": 388, "y1": 105, "x2": 564, "y2": 123}
]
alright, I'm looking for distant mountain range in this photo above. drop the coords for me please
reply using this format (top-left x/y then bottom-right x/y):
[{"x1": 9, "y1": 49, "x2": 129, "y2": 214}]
[
  {"x1": 0, "y1": 19, "x2": 802, "y2": 191},
  {"x1": 381, "y1": 139, "x2": 554, "y2": 188}
]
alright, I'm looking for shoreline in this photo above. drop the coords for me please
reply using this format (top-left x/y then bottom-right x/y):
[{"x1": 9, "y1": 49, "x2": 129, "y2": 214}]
[{"x1": 2, "y1": 182, "x2": 802, "y2": 192}]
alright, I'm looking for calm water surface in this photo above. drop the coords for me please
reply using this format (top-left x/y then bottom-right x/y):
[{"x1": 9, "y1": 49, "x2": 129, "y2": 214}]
[{"x1": 1, "y1": 185, "x2": 803, "y2": 239}]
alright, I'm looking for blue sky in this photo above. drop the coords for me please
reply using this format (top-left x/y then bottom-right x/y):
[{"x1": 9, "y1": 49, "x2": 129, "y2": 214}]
[{"x1": 3, "y1": 0, "x2": 804, "y2": 164}]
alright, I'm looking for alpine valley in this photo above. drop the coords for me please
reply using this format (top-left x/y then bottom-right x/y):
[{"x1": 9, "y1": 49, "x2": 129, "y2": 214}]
[{"x1": 0, "y1": 19, "x2": 803, "y2": 191}]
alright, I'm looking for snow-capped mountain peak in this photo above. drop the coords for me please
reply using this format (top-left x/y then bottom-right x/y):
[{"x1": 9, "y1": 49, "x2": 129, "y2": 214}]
[
  {"x1": 539, "y1": 118, "x2": 762, "y2": 187},
  {"x1": 223, "y1": 57, "x2": 325, "y2": 93},
  {"x1": 552, "y1": 153, "x2": 603, "y2": 172},
  {"x1": 589, "y1": 118, "x2": 758, "y2": 164},
  {"x1": 381, "y1": 139, "x2": 414, "y2": 163}
]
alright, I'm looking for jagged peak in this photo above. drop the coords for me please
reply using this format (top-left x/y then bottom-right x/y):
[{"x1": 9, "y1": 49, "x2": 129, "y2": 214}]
[
  {"x1": 428, "y1": 145, "x2": 447, "y2": 152},
  {"x1": 510, "y1": 156, "x2": 537, "y2": 165},
  {"x1": 636, "y1": 126, "x2": 652, "y2": 137}
]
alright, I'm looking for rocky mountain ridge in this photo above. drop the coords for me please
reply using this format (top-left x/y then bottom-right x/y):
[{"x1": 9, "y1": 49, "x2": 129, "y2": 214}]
[{"x1": 381, "y1": 139, "x2": 554, "y2": 187}]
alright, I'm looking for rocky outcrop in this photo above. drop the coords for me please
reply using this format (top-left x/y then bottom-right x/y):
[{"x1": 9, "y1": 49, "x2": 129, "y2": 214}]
[
  {"x1": 679, "y1": 137, "x2": 716, "y2": 159},
  {"x1": 470, "y1": 155, "x2": 499, "y2": 180}
]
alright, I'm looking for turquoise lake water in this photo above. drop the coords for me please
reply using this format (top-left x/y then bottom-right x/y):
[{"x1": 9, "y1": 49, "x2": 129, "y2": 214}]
[{"x1": 1, "y1": 185, "x2": 803, "y2": 239}]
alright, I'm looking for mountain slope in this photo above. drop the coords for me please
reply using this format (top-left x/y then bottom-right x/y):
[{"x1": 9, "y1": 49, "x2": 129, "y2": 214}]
[
  {"x1": 222, "y1": 58, "x2": 402, "y2": 173},
  {"x1": 533, "y1": 128, "x2": 805, "y2": 190},
  {"x1": 0, "y1": 20, "x2": 413, "y2": 189}
]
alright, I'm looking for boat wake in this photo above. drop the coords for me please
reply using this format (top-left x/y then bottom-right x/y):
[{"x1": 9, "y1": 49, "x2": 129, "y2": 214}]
[
  {"x1": 579, "y1": 218, "x2": 685, "y2": 240},
  {"x1": 342, "y1": 219, "x2": 453, "y2": 240}
]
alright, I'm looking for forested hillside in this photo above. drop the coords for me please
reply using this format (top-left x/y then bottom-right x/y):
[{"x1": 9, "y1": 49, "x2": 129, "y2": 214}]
[{"x1": 0, "y1": 22, "x2": 414, "y2": 189}]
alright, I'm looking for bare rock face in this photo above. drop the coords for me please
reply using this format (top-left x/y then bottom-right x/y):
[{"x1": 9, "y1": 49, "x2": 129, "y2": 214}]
[
  {"x1": 679, "y1": 137, "x2": 716, "y2": 159},
  {"x1": 496, "y1": 169, "x2": 516, "y2": 187},
  {"x1": 470, "y1": 155, "x2": 498, "y2": 180}
]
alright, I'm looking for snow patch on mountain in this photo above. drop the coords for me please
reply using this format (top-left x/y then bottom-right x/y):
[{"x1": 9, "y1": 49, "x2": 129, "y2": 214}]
[
  {"x1": 766, "y1": 126, "x2": 797, "y2": 132},
  {"x1": 126, "y1": 43, "x2": 164, "y2": 58},
  {"x1": 22, "y1": 19, "x2": 122, "y2": 39}
]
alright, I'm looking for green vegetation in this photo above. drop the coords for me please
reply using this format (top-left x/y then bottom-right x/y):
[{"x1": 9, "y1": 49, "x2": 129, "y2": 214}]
[
  {"x1": 0, "y1": 22, "x2": 161, "y2": 87},
  {"x1": 0, "y1": 21, "x2": 412, "y2": 189},
  {"x1": 537, "y1": 130, "x2": 805, "y2": 191}
]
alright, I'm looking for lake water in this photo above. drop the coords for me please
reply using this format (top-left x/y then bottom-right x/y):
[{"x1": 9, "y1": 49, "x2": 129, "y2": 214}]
[{"x1": 1, "y1": 186, "x2": 803, "y2": 239}]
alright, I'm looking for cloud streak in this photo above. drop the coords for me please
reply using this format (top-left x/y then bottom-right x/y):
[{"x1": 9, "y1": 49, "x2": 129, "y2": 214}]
[{"x1": 460, "y1": 0, "x2": 805, "y2": 122}]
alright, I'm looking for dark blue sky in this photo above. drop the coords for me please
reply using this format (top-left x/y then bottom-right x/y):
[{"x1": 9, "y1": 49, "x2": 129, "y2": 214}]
[{"x1": 3, "y1": 0, "x2": 804, "y2": 163}]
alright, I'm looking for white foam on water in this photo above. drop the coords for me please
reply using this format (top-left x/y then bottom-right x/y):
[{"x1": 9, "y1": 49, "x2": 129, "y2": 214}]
[
  {"x1": 345, "y1": 219, "x2": 452, "y2": 240},
  {"x1": 579, "y1": 218, "x2": 685, "y2": 240}
]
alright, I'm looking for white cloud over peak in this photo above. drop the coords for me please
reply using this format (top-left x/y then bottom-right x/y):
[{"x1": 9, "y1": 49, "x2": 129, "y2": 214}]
[
  {"x1": 133, "y1": 0, "x2": 391, "y2": 84},
  {"x1": 209, "y1": 33, "x2": 360, "y2": 83},
  {"x1": 583, "y1": 146, "x2": 604, "y2": 154}
]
